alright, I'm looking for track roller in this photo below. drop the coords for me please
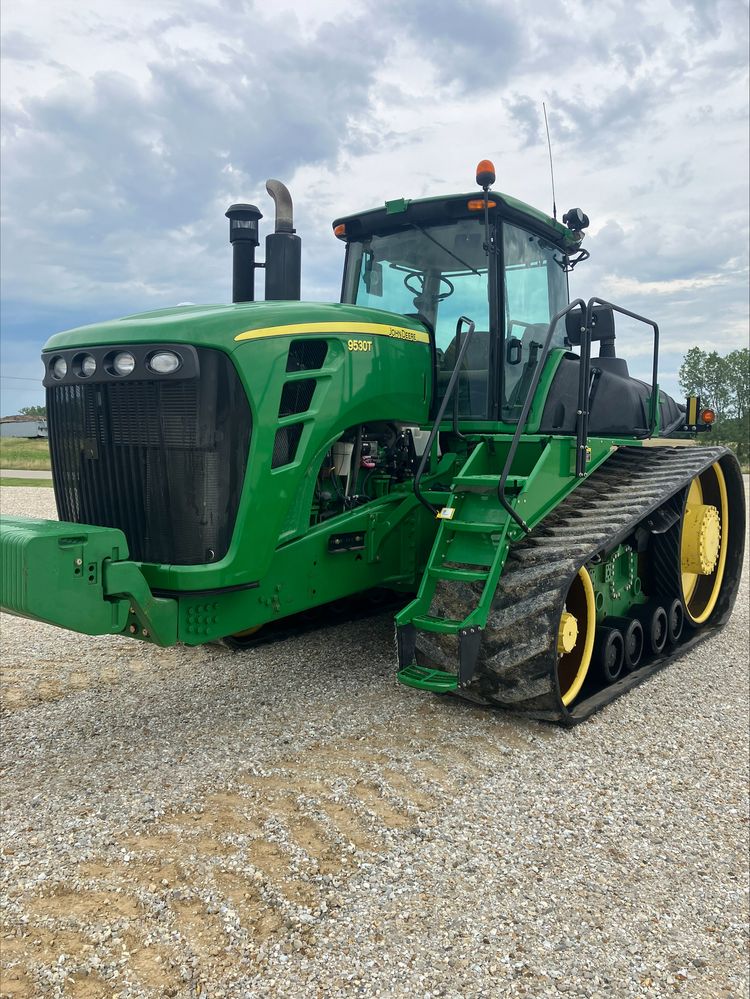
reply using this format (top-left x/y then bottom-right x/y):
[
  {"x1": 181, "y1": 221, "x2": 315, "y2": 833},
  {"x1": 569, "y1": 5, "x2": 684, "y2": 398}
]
[
  {"x1": 594, "y1": 624, "x2": 625, "y2": 684},
  {"x1": 605, "y1": 615, "x2": 644, "y2": 671},
  {"x1": 632, "y1": 602, "x2": 668, "y2": 656},
  {"x1": 666, "y1": 598, "x2": 684, "y2": 645}
]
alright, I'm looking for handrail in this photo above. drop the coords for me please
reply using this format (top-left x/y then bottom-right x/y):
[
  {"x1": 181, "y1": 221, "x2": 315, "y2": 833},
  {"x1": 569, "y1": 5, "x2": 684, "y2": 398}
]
[
  {"x1": 577, "y1": 298, "x2": 660, "y2": 473},
  {"x1": 413, "y1": 316, "x2": 476, "y2": 516},
  {"x1": 497, "y1": 299, "x2": 587, "y2": 533}
]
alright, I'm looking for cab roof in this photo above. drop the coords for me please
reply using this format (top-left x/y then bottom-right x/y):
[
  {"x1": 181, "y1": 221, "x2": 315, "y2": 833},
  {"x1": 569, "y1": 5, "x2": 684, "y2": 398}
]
[{"x1": 332, "y1": 190, "x2": 580, "y2": 249}]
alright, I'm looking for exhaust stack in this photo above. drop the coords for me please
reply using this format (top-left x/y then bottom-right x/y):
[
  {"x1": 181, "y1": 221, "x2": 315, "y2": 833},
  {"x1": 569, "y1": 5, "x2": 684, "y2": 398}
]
[
  {"x1": 264, "y1": 179, "x2": 301, "y2": 301},
  {"x1": 225, "y1": 203, "x2": 262, "y2": 303}
]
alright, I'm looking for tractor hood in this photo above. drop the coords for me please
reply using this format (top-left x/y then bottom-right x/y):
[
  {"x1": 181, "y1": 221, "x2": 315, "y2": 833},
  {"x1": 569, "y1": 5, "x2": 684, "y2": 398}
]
[{"x1": 43, "y1": 301, "x2": 429, "y2": 354}]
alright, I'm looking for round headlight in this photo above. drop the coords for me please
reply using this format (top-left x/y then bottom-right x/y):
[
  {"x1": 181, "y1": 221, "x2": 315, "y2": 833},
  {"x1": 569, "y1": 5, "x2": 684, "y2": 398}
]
[
  {"x1": 51, "y1": 357, "x2": 68, "y2": 379},
  {"x1": 112, "y1": 351, "x2": 136, "y2": 376},
  {"x1": 148, "y1": 350, "x2": 181, "y2": 374},
  {"x1": 80, "y1": 354, "x2": 97, "y2": 377}
]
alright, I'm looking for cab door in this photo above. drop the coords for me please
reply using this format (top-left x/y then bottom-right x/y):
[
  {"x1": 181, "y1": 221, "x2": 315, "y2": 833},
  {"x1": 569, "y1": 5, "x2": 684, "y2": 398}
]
[{"x1": 501, "y1": 222, "x2": 568, "y2": 422}]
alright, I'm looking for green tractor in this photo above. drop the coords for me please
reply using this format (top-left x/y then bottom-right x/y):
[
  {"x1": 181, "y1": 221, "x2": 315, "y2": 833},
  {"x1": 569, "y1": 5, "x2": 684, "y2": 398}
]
[{"x1": 1, "y1": 163, "x2": 744, "y2": 724}]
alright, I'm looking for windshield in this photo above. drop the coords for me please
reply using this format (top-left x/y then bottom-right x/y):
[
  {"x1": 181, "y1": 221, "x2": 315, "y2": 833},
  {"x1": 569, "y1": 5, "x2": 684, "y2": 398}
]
[
  {"x1": 342, "y1": 219, "x2": 491, "y2": 417},
  {"x1": 502, "y1": 222, "x2": 568, "y2": 421}
]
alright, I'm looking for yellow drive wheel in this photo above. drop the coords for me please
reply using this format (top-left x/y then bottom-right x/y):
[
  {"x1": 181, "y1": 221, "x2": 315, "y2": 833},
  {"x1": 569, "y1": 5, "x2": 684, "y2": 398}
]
[
  {"x1": 680, "y1": 462, "x2": 729, "y2": 625},
  {"x1": 230, "y1": 624, "x2": 263, "y2": 639},
  {"x1": 557, "y1": 567, "x2": 596, "y2": 706}
]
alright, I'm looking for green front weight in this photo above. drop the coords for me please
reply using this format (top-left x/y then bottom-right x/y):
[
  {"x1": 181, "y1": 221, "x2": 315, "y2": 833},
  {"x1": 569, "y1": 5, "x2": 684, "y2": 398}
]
[{"x1": 0, "y1": 517, "x2": 177, "y2": 644}]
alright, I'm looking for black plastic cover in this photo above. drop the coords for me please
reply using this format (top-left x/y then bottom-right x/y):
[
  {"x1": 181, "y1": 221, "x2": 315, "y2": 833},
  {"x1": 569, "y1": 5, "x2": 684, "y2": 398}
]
[{"x1": 540, "y1": 354, "x2": 683, "y2": 437}]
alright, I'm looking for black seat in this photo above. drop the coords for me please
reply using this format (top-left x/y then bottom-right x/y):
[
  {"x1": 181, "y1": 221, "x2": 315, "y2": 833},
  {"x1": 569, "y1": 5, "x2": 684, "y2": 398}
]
[{"x1": 437, "y1": 330, "x2": 490, "y2": 418}]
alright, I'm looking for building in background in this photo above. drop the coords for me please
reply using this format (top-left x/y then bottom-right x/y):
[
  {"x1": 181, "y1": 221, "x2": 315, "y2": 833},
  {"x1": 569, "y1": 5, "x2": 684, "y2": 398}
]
[{"x1": 0, "y1": 415, "x2": 48, "y2": 439}]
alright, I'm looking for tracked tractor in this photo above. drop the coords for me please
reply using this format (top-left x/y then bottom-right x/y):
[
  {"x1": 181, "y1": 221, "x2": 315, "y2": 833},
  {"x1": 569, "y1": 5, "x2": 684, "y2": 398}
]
[{"x1": 0, "y1": 164, "x2": 744, "y2": 724}]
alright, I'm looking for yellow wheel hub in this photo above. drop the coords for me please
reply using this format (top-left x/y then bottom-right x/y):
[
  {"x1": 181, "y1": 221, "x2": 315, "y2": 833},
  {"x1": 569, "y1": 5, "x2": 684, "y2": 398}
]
[
  {"x1": 681, "y1": 503, "x2": 721, "y2": 575},
  {"x1": 557, "y1": 611, "x2": 578, "y2": 654}
]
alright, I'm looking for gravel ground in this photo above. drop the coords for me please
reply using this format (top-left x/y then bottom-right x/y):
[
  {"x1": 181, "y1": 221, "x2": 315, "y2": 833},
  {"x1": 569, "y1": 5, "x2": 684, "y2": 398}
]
[{"x1": 1, "y1": 484, "x2": 748, "y2": 999}]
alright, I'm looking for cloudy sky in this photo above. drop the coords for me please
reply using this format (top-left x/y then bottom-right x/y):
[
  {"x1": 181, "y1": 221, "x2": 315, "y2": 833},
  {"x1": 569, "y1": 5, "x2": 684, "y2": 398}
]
[{"x1": 1, "y1": 0, "x2": 748, "y2": 413}]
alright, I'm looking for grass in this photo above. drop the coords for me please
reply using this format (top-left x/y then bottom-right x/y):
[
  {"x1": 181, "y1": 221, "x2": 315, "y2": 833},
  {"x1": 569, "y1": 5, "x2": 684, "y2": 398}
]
[
  {"x1": 0, "y1": 437, "x2": 51, "y2": 470},
  {"x1": 0, "y1": 477, "x2": 54, "y2": 488}
]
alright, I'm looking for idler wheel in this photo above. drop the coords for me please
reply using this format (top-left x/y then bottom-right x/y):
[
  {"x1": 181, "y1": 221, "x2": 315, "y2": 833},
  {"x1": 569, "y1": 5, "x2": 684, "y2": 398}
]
[
  {"x1": 594, "y1": 625, "x2": 625, "y2": 685},
  {"x1": 680, "y1": 462, "x2": 730, "y2": 625},
  {"x1": 556, "y1": 567, "x2": 596, "y2": 706}
]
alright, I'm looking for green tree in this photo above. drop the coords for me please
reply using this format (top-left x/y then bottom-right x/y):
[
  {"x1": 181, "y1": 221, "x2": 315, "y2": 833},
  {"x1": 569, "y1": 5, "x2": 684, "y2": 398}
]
[
  {"x1": 724, "y1": 348, "x2": 749, "y2": 420},
  {"x1": 679, "y1": 345, "x2": 749, "y2": 467},
  {"x1": 678, "y1": 346, "x2": 704, "y2": 399},
  {"x1": 678, "y1": 348, "x2": 732, "y2": 419},
  {"x1": 18, "y1": 405, "x2": 47, "y2": 418}
]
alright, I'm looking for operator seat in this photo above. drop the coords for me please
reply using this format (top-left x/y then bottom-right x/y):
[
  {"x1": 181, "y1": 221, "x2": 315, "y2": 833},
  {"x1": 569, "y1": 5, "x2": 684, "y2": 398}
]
[{"x1": 437, "y1": 329, "x2": 490, "y2": 418}]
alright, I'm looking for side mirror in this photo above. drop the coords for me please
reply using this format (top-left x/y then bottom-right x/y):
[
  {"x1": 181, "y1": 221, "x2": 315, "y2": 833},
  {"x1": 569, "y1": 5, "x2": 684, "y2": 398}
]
[{"x1": 363, "y1": 257, "x2": 383, "y2": 296}]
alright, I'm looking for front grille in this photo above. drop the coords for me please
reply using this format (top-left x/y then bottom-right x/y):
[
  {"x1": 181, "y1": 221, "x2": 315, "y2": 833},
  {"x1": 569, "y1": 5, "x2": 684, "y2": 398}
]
[{"x1": 47, "y1": 348, "x2": 251, "y2": 565}]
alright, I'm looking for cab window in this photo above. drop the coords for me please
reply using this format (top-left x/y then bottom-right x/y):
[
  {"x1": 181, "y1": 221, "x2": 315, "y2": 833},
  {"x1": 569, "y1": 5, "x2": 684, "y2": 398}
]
[{"x1": 342, "y1": 219, "x2": 491, "y2": 418}]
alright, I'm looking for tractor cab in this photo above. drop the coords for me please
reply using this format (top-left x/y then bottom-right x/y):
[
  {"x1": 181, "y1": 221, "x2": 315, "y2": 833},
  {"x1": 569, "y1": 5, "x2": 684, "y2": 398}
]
[{"x1": 333, "y1": 163, "x2": 584, "y2": 426}]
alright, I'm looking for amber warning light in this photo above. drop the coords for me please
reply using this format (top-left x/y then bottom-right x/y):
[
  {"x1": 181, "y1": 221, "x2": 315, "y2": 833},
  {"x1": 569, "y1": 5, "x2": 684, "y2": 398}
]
[
  {"x1": 701, "y1": 408, "x2": 716, "y2": 425},
  {"x1": 475, "y1": 159, "x2": 496, "y2": 188}
]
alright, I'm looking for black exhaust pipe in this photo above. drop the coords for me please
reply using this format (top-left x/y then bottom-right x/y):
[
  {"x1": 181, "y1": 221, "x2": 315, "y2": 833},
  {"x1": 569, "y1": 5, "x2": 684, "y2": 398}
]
[
  {"x1": 264, "y1": 179, "x2": 301, "y2": 301},
  {"x1": 226, "y1": 203, "x2": 262, "y2": 303}
]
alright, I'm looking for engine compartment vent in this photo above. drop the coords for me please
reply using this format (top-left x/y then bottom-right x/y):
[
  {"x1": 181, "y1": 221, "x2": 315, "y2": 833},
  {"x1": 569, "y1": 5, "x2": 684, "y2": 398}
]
[
  {"x1": 286, "y1": 339, "x2": 327, "y2": 372},
  {"x1": 279, "y1": 379, "x2": 316, "y2": 417},
  {"x1": 272, "y1": 424, "x2": 304, "y2": 468}
]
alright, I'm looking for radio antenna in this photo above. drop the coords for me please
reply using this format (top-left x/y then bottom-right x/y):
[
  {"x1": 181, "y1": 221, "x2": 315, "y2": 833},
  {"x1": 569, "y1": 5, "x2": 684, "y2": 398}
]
[{"x1": 542, "y1": 101, "x2": 557, "y2": 221}]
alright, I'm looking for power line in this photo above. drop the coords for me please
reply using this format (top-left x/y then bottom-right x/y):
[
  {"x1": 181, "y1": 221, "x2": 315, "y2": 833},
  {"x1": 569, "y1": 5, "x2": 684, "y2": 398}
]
[{"x1": 0, "y1": 375, "x2": 43, "y2": 382}]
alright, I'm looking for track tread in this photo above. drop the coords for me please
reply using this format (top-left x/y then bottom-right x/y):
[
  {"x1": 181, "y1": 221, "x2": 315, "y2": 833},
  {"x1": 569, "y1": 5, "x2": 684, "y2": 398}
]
[{"x1": 414, "y1": 445, "x2": 744, "y2": 724}]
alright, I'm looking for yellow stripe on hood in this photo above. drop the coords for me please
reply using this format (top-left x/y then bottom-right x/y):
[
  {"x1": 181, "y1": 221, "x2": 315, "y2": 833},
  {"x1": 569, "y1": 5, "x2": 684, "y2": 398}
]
[{"x1": 234, "y1": 321, "x2": 430, "y2": 344}]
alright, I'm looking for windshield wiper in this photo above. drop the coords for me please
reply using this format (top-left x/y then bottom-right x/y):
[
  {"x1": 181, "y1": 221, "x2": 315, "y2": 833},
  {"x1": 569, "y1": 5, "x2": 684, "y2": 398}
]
[{"x1": 408, "y1": 223, "x2": 482, "y2": 277}]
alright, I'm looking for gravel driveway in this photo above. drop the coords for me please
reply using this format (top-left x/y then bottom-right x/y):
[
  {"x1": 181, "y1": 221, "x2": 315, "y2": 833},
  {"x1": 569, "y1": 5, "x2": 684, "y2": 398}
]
[{"x1": 1, "y1": 485, "x2": 748, "y2": 999}]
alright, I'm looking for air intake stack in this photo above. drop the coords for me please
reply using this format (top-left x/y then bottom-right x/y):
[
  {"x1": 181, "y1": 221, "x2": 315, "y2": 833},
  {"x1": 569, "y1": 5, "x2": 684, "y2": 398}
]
[{"x1": 225, "y1": 203, "x2": 262, "y2": 303}]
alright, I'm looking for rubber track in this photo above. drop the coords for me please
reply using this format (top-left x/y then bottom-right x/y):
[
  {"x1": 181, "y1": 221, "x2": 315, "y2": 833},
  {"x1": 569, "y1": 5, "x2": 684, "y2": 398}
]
[{"x1": 414, "y1": 445, "x2": 744, "y2": 725}]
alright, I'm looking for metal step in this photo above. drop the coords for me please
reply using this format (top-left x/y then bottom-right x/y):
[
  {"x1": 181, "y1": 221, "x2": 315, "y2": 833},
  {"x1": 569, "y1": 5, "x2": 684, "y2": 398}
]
[
  {"x1": 428, "y1": 566, "x2": 489, "y2": 583},
  {"x1": 397, "y1": 663, "x2": 458, "y2": 692},
  {"x1": 411, "y1": 613, "x2": 463, "y2": 634},
  {"x1": 453, "y1": 474, "x2": 527, "y2": 494},
  {"x1": 444, "y1": 520, "x2": 502, "y2": 534}
]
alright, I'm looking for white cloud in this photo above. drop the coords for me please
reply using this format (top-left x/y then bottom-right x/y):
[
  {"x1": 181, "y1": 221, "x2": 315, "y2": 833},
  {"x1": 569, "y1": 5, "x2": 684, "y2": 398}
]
[
  {"x1": 0, "y1": 0, "x2": 748, "y2": 416},
  {"x1": 603, "y1": 273, "x2": 732, "y2": 296}
]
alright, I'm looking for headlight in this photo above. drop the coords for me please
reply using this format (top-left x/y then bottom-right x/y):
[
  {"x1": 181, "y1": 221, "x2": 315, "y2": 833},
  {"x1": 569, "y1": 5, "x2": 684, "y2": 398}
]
[
  {"x1": 79, "y1": 354, "x2": 97, "y2": 377},
  {"x1": 51, "y1": 357, "x2": 67, "y2": 379},
  {"x1": 148, "y1": 350, "x2": 181, "y2": 374},
  {"x1": 112, "y1": 351, "x2": 136, "y2": 376}
]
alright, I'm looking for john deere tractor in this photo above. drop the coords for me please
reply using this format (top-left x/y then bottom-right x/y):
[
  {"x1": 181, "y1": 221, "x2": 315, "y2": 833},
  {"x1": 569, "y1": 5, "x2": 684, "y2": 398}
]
[{"x1": 1, "y1": 164, "x2": 744, "y2": 724}]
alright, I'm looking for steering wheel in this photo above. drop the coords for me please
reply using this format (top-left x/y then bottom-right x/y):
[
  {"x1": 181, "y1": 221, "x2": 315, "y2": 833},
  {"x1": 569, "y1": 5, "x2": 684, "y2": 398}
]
[{"x1": 403, "y1": 272, "x2": 455, "y2": 302}]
